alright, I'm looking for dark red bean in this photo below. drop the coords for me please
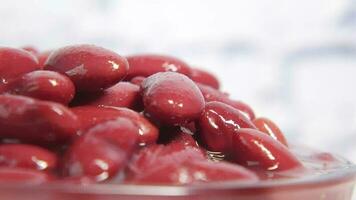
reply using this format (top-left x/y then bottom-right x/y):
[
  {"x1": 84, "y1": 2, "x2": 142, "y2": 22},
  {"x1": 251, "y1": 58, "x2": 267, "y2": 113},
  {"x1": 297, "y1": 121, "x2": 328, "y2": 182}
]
[
  {"x1": 72, "y1": 106, "x2": 158, "y2": 145},
  {"x1": 169, "y1": 131, "x2": 199, "y2": 149},
  {"x1": 5, "y1": 70, "x2": 75, "y2": 105},
  {"x1": 232, "y1": 128, "x2": 303, "y2": 171},
  {"x1": 45, "y1": 44, "x2": 129, "y2": 92},
  {"x1": 0, "y1": 144, "x2": 58, "y2": 171},
  {"x1": 84, "y1": 118, "x2": 140, "y2": 155},
  {"x1": 0, "y1": 47, "x2": 39, "y2": 84},
  {"x1": 126, "y1": 54, "x2": 191, "y2": 80},
  {"x1": 197, "y1": 83, "x2": 255, "y2": 120},
  {"x1": 0, "y1": 167, "x2": 51, "y2": 184},
  {"x1": 142, "y1": 72, "x2": 205, "y2": 125},
  {"x1": 86, "y1": 82, "x2": 142, "y2": 110},
  {"x1": 229, "y1": 100, "x2": 256, "y2": 120},
  {"x1": 0, "y1": 95, "x2": 80, "y2": 144},
  {"x1": 197, "y1": 83, "x2": 228, "y2": 102},
  {"x1": 198, "y1": 101, "x2": 256, "y2": 154},
  {"x1": 62, "y1": 135, "x2": 126, "y2": 181},
  {"x1": 189, "y1": 68, "x2": 220, "y2": 89},
  {"x1": 130, "y1": 76, "x2": 146, "y2": 86},
  {"x1": 253, "y1": 117, "x2": 288, "y2": 146}
]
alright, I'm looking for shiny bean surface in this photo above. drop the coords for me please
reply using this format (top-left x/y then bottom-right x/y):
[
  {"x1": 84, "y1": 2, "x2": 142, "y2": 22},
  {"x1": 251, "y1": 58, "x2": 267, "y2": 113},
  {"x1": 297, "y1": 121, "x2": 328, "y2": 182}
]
[
  {"x1": 253, "y1": 117, "x2": 288, "y2": 146},
  {"x1": 189, "y1": 68, "x2": 220, "y2": 89},
  {"x1": 126, "y1": 54, "x2": 191, "y2": 80},
  {"x1": 232, "y1": 128, "x2": 303, "y2": 171},
  {"x1": 45, "y1": 44, "x2": 129, "y2": 92},
  {"x1": 0, "y1": 47, "x2": 39, "y2": 84},
  {"x1": 86, "y1": 82, "x2": 141, "y2": 110},
  {"x1": 198, "y1": 101, "x2": 256, "y2": 153},
  {"x1": 0, "y1": 95, "x2": 80, "y2": 144},
  {"x1": 5, "y1": 70, "x2": 75, "y2": 104},
  {"x1": 142, "y1": 72, "x2": 205, "y2": 125},
  {"x1": 72, "y1": 106, "x2": 158, "y2": 145},
  {"x1": 0, "y1": 144, "x2": 58, "y2": 171}
]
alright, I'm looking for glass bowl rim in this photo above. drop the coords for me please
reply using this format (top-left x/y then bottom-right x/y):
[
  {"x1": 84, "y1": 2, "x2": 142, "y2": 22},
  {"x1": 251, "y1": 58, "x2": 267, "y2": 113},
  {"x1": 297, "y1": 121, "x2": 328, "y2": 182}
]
[{"x1": 0, "y1": 157, "x2": 355, "y2": 197}]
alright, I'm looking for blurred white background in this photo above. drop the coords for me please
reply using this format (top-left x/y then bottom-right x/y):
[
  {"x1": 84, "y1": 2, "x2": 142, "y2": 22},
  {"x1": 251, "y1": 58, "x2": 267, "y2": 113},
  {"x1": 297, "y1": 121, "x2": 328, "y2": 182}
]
[{"x1": 1, "y1": 0, "x2": 356, "y2": 162}]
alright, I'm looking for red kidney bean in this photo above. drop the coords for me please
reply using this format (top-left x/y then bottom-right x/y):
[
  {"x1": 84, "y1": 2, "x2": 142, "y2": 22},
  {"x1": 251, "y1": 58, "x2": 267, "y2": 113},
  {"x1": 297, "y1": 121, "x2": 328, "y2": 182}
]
[
  {"x1": 169, "y1": 131, "x2": 198, "y2": 149},
  {"x1": 130, "y1": 76, "x2": 146, "y2": 86},
  {"x1": 85, "y1": 82, "x2": 142, "y2": 110},
  {"x1": 38, "y1": 50, "x2": 52, "y2": 68},
  {"x1": 197, "y1": 83, "x2": 228, "y2": 102},
  {"x1": 0, "y1": 144, "x2": 58, "y2": 171},
  {"x1": 0, "y1": 167, "x2": 51, "y2": 184},
  {"x1": 83, "y1": 118, "x2": 140, "y2": 155},
  {"x1": 45, "y1": 44, "x2": 129, "y2": 92},
  {"x1": 142, "y1": 72, "x2": 205, "y2": 125},
  {"x1": 0, "y1": 95, "x2": 80, "y2": 144},
  {"x1": 198, "y1": 101, "x2": 256, "y2": 154},
  {"x1": 232, "y1": 128, "x2": 303, "y2": 171},
  {"x1": 0, "y1": 47, "x2": 39, "y2": 84},
  {"x1": 126, "y1": 54, "x2": 191, "y2": 80},
  {"x1": 5, "y1": 70, "x2": 75, "y2": 105},
  {"x1": 229, "y1": 100, "x2": 256, "y2": 120},
  {"x1": 253, "y1": 117, "x2": 288, "y2": 146},
  {"x1": 62, "y1": 135, "x2": 127, "y2": 181},
  {"x1": 189, "y1": 68, "x2": 220, "y2": 89},
  {"x1": 197, "y1": 83, "x2": 255, "y2": 120},
  {"x1": 71, "y1": 106, "x2": 158, "y2": 145},
  {"x1": 127, "y1": 158, "x2": 257, "y2": 184}
]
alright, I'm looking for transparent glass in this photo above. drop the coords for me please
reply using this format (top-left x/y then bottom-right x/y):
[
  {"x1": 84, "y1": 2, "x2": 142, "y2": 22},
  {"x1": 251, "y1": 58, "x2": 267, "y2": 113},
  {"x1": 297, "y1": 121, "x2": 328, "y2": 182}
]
[{"x1": 0, "y1": 146, "x2": 355, "y2": 200}]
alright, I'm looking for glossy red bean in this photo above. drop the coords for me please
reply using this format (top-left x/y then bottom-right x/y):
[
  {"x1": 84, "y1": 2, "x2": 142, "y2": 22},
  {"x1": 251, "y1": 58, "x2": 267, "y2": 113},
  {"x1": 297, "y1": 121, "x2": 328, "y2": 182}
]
[
  {"x1": 62, "y1": 135, "x2": 126, "y2": 181},
  {"x1": 130, "y1": 76, "x2": 146, "y2": 86},
  {"x1": 197, "y1": 83, "x2": 228, "y2": 102},
  {"x1": 0, "y1": 47, "x2": 39, "y2": 84},
  {"x1": 84, "y1": 118, "x2": 140, "y2": 154},
  {"x1": 142, "y1": 72, "x2": 205, "y2": 125},
  {"x1": 72, "y1": 106, "x2": 158, "y2": 145},
  {"x1": 0, "y1": 167, "x2": 51, "y2": 184},
  {"x1": 229, "y1": 100, "x2": 256, "y2": 120},
  {"x1": 45, "y1": 44, "x2": 129, "y2": 92},
  {"x1": 232, "y1": 128, "x2": 303, "y2": 171},
  {"x1": 198, "y1": 101, "x2": 256, "y2": 153},
  {"x1": 253, "y1": 117, "x2": 288, "y2": 146},
  {"x1": 5, "y1": 70, "x2": 75, "y2": 105},
  {"x1": 0, "y1": 144, "x2": 58, "y2": 171},
  {"x1": 126, "y1": 54, "x2": 191, "y2": 80},
  {"x1": 86, "y1": 82, "x2": 142, "y2": 110},
  {"x1": 197, "y1": 83, "x2": 256, "y2": 120},
  {"x1": 0, "y1": 95, "x2": 80, "y2": 144},
  {"x1": 189, "y1": 68, "x2": 220, "y2": 89},
  {"x1": 169, "y1": 131, "x2": 199, "y2": 149}
]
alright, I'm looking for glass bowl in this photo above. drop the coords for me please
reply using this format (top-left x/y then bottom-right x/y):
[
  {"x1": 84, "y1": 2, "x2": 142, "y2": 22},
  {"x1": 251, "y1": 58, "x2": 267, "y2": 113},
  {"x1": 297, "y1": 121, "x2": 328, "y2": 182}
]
[{"x1": 0, "y1": 145, "x2": 355, "y2": 200}]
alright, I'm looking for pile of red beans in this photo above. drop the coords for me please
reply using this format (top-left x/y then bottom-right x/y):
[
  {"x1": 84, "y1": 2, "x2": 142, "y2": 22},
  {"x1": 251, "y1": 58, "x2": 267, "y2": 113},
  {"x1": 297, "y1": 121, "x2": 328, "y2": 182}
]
[{"x1": 0, "y1": 45, "x2": 304, "y2": 185}]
